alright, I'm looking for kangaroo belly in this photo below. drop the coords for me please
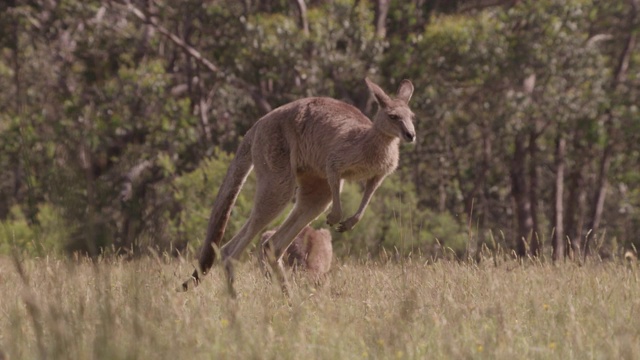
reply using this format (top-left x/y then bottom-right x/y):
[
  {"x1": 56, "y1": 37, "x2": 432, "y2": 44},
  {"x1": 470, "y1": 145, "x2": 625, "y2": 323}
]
[{"x1": 341, "y1": 160, "x2": 396, "y2": 182}]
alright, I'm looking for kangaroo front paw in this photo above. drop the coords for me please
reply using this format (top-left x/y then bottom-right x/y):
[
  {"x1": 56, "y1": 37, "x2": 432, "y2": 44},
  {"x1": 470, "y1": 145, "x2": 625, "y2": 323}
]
[
  {"x1": 326, "y1": 211, "x2": 342, "y2": 226},
  {"x1": 336, "y1": 217, "x2": 358, "y2": 232}
]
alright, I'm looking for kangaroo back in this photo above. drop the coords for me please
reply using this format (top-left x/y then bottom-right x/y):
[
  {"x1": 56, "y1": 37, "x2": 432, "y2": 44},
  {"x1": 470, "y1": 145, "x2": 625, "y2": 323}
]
[{"x1": 181, "y1": 129, "x2": 255, "y2": 290}]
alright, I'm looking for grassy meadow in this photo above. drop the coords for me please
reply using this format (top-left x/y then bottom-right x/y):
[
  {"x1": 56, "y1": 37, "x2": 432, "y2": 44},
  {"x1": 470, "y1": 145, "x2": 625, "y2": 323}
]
[{"x1": 0, "y1": 255, "x2": 639, "y2": 360}]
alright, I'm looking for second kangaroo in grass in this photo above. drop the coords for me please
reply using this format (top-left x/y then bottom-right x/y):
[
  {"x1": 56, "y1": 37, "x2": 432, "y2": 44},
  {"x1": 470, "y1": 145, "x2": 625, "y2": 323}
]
[
  {"x1": 259, "y1": 226, "x2": 333, "y2": 282},
  {"x1": 181, "y1": 78, "x2": 415, "y2": 295}
]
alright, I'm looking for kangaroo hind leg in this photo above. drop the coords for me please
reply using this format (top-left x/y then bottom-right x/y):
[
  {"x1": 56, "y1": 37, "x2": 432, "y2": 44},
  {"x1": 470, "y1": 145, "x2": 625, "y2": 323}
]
[
  {"x1": 221, "y1": 173, "x2": 295, "y2": 297},
  {"x1": 261, "y1": 176, "x2": 332, "y2": 295}
]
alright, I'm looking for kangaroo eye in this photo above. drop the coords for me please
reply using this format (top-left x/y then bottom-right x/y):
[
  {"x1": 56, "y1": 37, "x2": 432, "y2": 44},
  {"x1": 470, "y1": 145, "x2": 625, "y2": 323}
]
[{"x1": 388, "y1": 114, "x2": 400, "y2": 121}]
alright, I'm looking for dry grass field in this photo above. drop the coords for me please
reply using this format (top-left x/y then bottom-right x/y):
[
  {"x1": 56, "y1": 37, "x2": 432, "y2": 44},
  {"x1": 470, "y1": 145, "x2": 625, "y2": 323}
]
[{"x1": 0, "y1": 255, "x2": 639, "y2": 359}]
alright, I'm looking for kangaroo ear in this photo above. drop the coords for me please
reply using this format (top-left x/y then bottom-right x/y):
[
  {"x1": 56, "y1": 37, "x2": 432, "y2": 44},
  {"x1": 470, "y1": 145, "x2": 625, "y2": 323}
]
[
  {"x1": 365, "y1": 78, "x2": 392, "y2": 108},
  {"x1": 396, "y1": 79, "x2": 414, "y2": 104}
]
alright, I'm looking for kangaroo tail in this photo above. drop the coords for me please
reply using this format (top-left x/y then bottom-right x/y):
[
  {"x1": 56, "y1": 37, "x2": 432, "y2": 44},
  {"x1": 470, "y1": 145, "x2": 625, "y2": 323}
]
[{"x1": 181, "y1": 129, "x2": 255, "y2": 291}]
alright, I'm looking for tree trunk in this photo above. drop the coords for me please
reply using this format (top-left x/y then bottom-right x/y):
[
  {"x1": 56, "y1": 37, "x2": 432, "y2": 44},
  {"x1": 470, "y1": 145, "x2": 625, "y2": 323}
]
[
  {"x1": 565, "y1": 166, "x2": 586, "y2": 260},
  {"x1": 552, "y1": 135, "x2": 566, "y2": 261},
  {"x1": 374, "y1": 0, "x2": 390, "y2": 38},
  {"x1": 585, "y1": 0, "x2": 637, "y2": 259},
  {"x1": 528, "y1": 127, "x2": 540, "y2": 256},
  {"x1": 292, "y1": 0, "x2": 309, "y2": 36},
  {"x1": 584, "y1": 142, "x2": 611, "y2": 258},
  {"x1": 79, "y1": 144, "x2": 99, "y2": 257},
  {"x1": 510, "y1": 132, "x2": 533, "y2": 257},
  {"x1": 11, "y1": 0, "x2": 21, "y2": 115},
  {"x1": 564, "y1": 122, "x2": 588, "y2": 261},
  {"x1": 463, "y1": 126, "x2": 491, "y2": 220},
  {"x1": 438, "y1": 179, "x2": 446, "y2": 212},
  {"x1": 437, "y1": 113, "x2": 448, "y2": 212}
]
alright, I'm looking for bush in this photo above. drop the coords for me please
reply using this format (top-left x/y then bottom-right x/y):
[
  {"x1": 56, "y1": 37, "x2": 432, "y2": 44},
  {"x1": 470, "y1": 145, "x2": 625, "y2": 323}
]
[
  {"x1": 334, "y1": 174, "x2": 469, "y2": 259},
  {"x1": 0, "y1": 204, "x2": 68, "y2": 256}
]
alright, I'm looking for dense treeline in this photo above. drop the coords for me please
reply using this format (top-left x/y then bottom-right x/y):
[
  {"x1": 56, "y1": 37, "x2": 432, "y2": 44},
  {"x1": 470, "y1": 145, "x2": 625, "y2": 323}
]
[{"x1": 0, "y1": 0, "x2": 638, "y2": 260}]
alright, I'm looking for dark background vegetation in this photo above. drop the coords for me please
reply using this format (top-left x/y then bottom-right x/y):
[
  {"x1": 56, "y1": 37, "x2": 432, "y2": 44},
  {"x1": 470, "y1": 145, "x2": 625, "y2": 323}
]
[{"x1": 0, "y1": 0, "x2": 638, "y2": 261}]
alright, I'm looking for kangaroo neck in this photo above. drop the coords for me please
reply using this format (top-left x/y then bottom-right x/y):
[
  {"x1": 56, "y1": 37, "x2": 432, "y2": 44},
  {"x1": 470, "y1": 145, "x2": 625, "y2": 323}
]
[{"x1": 366, "y1": 116, "x2": 399, "y2": 149}]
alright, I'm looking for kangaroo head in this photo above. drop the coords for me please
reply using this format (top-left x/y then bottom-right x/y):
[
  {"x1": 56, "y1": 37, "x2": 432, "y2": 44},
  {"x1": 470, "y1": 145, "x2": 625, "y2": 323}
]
[{"x1": 365, "y1": 78, "x2": 416, "y2": 143}]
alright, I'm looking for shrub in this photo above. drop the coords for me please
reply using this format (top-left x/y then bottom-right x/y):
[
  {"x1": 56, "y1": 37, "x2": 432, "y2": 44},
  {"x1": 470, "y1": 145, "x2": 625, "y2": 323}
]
[{"x1": 0, "y1": 204, "x2": 67, "y2": 256}]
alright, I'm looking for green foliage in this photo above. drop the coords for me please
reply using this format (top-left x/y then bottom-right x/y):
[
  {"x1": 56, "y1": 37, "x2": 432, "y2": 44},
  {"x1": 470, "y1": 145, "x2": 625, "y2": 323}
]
[
  {"x1": 0, "y1": 207, "x2": 33, "y2": 255},
  {"x1": 168, "y1": 149, "x2": 260, "y2": 254},
  {"x1": 335, "y1": 174, "x2": 469, "y2": 258},
  {"x1": 234, "y1": 0, "x2": 382, "y2": 101},
  {"x1": 0, "y1": 205, "x2": 67, "y2": 256}
]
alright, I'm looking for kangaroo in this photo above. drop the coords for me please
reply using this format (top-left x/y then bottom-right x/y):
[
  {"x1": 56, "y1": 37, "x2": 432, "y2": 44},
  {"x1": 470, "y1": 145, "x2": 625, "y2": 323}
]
[
  {"x1": 181, "y1": 78, "x2": 415, "y2": 295},
  {"x1": 259, "y1": 226, "x2": 333, "y2": 281}
]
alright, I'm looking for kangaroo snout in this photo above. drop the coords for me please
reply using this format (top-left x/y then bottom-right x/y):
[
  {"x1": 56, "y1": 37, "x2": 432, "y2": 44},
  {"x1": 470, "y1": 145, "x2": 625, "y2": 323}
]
[{"x1": 404, "y1": 131, "x2": 416, "y2": 143}]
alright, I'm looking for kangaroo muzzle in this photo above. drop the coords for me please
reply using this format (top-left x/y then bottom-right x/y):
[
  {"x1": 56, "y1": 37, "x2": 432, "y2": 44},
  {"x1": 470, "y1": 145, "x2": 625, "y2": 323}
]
[{"x1": 403, "y1": 130, "x2": 416, "y2": 143}]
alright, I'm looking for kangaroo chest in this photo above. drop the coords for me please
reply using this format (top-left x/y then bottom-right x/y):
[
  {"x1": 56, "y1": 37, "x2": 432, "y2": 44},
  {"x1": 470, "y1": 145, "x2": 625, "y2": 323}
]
[{"x1": 340, "y1": 145, "x2": 399, "y2": 181}]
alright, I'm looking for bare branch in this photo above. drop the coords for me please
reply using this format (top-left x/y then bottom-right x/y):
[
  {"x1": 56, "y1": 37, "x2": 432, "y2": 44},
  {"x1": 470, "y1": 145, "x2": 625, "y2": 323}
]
[
  {"x1": 110, "y1": 0, "x2": 273, "y2": 113},
  {"x1": 586, "y1": 33, "x2": 613, "y2": 47},
  {"x1": 120, "y1": 160, "x2": 153, "y2": 202}
]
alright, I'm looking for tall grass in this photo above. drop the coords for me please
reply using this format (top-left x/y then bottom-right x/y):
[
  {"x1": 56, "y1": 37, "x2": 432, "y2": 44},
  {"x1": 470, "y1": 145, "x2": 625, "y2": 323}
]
[{"x1": 1, "y1": 255, "x2": 638, "y2": 359}]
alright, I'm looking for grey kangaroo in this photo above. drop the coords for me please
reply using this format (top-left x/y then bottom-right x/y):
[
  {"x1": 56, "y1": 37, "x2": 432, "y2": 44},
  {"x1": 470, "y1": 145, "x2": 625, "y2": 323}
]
[{"x1": 181, "y1": 78, "x2": 415, "y2": 295}]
